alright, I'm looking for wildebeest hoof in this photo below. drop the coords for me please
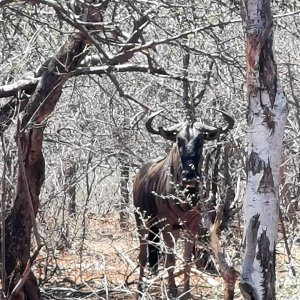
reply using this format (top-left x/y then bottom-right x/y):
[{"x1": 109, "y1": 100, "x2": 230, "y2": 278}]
[
  {"x1": 167, "y1": 285, "x2": 178, "y2": 298},
  {"x1": 136, "y1": 288, "x2": 146, "y2": 300},
  {"x1": 150, "y1": 265, "x2": 158, "y2": 275},
  {"x1": 136, "y1": 282, "x2": 146, "y2": 299},
  {"x1": 180, "y1": 291, "x2": 192, "y2": 300}
]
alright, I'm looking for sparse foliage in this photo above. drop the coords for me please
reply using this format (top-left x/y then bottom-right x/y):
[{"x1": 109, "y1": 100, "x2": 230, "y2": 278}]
[{"x1": 0, "y1": 0, "x2": 299, "y2": 299}]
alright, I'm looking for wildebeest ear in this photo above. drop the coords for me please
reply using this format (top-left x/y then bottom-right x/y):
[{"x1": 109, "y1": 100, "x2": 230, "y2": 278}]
[
  {"x1": 203, "y1": 131, "x2": 220, "y2": 141},
  {"x1": 158, "y1": 127, "x2": 177, "y2": 142}
]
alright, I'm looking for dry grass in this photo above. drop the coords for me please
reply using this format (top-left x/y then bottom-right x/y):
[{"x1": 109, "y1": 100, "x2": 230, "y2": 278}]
[{"x1": 34, "y1": 215, "x2": 300, "y2": 299}]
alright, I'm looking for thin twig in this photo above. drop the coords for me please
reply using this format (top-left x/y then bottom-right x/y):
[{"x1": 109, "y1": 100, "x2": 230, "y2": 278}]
[
  {"x1": 210, "y1": 204, "x2": 237, "y2": 300},
  {"x1": 279, "y1": 207, "x2": 296, "y2": 276},
  {"x1": 1, "y1": 133, "x2": 7, "y2": 294},
  {"x1": 8, "y1": 244, "x2": 43, "y2": 300}
]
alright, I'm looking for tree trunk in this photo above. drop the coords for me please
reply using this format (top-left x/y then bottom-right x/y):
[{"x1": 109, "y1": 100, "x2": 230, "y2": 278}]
[
  {"x1": 118, "y1": 110, "x2": 131, "y2": 228},
  {"x1": 65, "y1": 161, "x2": 77, "y2": 217},
  {"x1": 221, "y1": 143, "x2": 235, "y2": 230},
  {"x1": 240, "y1": 1, "x2": 288, "y2": 299},
  {"x1": 182, "y1": 52, "x2": 195, "y2": 124},
  {"x1": 0, "y1": 0, "x2": 109, "y2": 295},
  {"x1": 3, "y1": 33, "x2": 88, "y2": 300},
  {"x1": 119, "y1": 158, "x2": 130, "y2": 229},
  {"x1": 5, "y1": 128, "x2": 45, "y2": 300}
]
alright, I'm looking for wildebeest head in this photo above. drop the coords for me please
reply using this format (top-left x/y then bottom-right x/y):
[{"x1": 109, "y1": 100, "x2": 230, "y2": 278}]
[{"x1": 145, "y1": 110, "x2": 234, "y2": 189}]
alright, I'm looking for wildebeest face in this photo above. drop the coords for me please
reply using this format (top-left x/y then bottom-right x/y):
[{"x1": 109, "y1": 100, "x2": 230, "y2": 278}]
[
  {"x1": 176, "y1": 127, "x2": 206, "y2": 188},
  {"x1": 145, "y1": 109, "x2": 234, "y2": 188}
]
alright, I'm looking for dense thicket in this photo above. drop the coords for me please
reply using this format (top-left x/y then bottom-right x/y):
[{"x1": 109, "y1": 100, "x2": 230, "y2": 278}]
[{"x1": 0, "y1": 1, "x2": 300, "y2": 299}]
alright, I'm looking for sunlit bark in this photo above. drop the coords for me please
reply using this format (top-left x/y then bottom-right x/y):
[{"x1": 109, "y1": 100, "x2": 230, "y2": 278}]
[{"x1": 241, "y1": 0, "x2": 288, "y2": 299}]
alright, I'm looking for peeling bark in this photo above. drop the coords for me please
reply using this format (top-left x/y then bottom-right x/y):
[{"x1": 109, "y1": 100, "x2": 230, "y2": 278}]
[
  {"x1": 240, "y1": 214, "x2": 260, "y2": 300},
  {"x1": 258, "y1": 159, "x2": 274, "y2": 193},
  {"x1": 256, "y1": 231, "x2": 276, "y2": 300},
  {"x1": 241, "y1": 0, "x2": 288, "y2": 299},
  {"x1": 248, "y1": 151, "x2": 264, "y2": 175}
]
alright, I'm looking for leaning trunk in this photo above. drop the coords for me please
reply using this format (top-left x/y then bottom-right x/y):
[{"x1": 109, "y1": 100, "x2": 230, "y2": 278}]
[
  {"x1": 3, "y1": 34, "x2": 87, "y2": 300},
  {"x1": 0, "y1": 1, "x2": 110, "y2": 296},
  {"x1": 5, "y1": 128, "x2": 45, "y2": 299},
  {"x1": 240, "y1": 1, "x2": 288, "y2": 299}
]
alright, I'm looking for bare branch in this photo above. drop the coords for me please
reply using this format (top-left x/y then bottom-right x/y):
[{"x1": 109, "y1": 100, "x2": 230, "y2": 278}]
[
  {"x1": 194, "y1": 61, "x2": 215, "y2": 106},
  {"x1": 0, "y1": 63, "x2": 185, "y2": 100},
  {"x1": 8, "y1": 244, "x2": 43, "y2": 300},
  {"x1": 0, "y1": 78, "x2": 39, "y2": 98},
  {"x1": 210, "y1": 204, "x2": 238, "y2": 300}
]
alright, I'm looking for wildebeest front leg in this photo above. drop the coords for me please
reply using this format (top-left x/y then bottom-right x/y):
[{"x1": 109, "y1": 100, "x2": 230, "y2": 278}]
[
  {"x1": 162, "y1": 228, "x2": 179, "y2": 298},
  {"x1": 182, "y1": 237, "x2": 194, "y2": 300},
  {"x1": 137, "y1": 228, "x2": 148, "y2": 297}
]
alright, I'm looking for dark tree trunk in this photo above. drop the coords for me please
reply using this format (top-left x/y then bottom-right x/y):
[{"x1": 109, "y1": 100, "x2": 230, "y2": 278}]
[
  {"x1": 65, "y1": 161, "x2": 77, "y2": 217},
  {"x1": 118, "y1": 111, "x2": 131, "y2": 229},
  {"x1": 220, "y1": 143, "x2": 235, "y2": 230},
  {"x1": 5, "y1": 128, "x2": 45, "y2": 299},
  {"x1": 182, "y1": 53, "x2": 195, "y2": 123},
  {"x1": 119, "y1": 159, "x2": 130, "y2": 228},
  {"x1": 3, "y1": 33, "x2": 88, "y2": 300},
  {"x1": 68, "y1": 183, "x2": 77, "y2": 216}
]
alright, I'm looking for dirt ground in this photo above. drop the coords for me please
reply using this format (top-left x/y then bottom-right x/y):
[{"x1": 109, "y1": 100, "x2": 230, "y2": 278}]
[{"x1": 35, "y1": 215, "x2": 300, "y2": 300}]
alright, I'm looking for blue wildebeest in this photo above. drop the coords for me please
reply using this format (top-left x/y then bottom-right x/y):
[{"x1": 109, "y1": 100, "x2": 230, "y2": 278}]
[{"x1": 133, "y1": 110, "x2": 234, "y2": 299}]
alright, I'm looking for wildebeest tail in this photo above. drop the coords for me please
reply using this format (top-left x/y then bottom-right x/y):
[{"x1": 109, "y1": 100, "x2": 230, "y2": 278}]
[{"x1": 148, "y1": 226, "x2": 159, "y2": 274}]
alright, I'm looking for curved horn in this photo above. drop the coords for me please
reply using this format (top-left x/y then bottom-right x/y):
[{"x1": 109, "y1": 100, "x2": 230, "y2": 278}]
[
  {"x1": 145, "y1": 110, "x2": 163, "y2": 135},
  {"x1": 214, "y1": 109, "x2": 234, "y2": 134},
  {"x1": 198, "y1": 109, "x2": 234, "y2": 140},
  {"x1": 145, "y1": 110, "x2": 178, "y2": 142}
]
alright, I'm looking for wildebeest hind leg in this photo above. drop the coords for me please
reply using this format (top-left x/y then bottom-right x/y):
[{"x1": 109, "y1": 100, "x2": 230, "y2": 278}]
[{"x1": 162, "y1": 228, "x2": 179, "y2": 298}]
